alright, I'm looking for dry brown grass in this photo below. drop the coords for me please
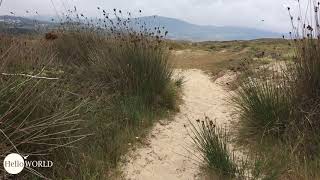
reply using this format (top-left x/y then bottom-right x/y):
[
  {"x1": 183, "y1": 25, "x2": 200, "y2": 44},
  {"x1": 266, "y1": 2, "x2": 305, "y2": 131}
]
[{"x1": 170, "y1": 39, "x2": 291, "y2": 79}]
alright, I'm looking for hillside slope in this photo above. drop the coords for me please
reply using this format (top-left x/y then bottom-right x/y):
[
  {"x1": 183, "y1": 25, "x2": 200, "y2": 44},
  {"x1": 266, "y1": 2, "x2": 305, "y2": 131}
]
[{"x1": 0, "y1": 15, "x2": 281, "y2": 41}]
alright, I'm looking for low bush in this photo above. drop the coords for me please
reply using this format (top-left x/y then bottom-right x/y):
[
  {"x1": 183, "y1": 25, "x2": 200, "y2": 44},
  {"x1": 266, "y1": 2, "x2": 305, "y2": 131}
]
[
  {"x1": 233, "y1": 78, "x2": 292, "y2": 142},
  {"x1": 188, "y1": 117, "x2": 243, "y2": 179}
]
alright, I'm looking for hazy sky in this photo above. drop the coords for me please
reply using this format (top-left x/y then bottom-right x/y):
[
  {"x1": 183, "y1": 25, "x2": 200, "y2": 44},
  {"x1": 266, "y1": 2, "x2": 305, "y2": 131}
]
[{"x1": 0, "y1": 0, "x2": 308, "y2": 32}]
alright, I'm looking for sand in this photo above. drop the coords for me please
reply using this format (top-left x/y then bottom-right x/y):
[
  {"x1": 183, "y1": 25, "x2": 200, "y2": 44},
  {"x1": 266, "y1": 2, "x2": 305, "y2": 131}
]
[{"x1": 122, "y1": 69, "x2": 237, "y2": 180}]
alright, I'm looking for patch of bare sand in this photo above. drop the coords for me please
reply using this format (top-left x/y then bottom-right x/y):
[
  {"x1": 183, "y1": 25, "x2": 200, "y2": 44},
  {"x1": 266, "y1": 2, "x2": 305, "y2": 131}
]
[{"x1": 122, "y1": 69, "x2": 237, "y2": 180}]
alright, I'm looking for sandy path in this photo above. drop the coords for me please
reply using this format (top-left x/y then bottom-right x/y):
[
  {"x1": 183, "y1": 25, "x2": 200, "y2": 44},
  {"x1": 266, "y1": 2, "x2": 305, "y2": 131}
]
[{"x1": 122, "y1": 69, "x2": 236, "y2": 180}]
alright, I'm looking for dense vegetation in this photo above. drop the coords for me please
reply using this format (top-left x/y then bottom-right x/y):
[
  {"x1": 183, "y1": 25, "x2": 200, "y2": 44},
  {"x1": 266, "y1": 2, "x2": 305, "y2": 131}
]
[
  {"x1": 0, "y1": 11, "x2": 180, "y2": 179},
  {"x1": 234, "y1": 4, "x2": 320, "y2": 179}
]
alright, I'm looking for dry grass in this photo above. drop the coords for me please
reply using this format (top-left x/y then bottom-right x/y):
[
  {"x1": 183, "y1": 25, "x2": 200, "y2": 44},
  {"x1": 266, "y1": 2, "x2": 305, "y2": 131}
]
[{"x1": 170, "y1": 39, "x2": 291, "y2": 82}]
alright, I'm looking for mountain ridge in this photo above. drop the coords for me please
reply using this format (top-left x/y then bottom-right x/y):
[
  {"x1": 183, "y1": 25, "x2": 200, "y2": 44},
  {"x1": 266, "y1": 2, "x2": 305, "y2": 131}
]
[
  {"x1": 0, "y1": 15, "x2": 282, "y2": 41},
  {"x1": 136, "y1": 15, "x2": 281, "y2": 41}
]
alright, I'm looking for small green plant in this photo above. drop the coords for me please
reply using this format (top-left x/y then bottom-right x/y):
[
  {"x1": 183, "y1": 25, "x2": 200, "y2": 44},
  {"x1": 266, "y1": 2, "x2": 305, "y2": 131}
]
[{"x1": 188, "y1": 117, "x2": 241, "y2": 178}]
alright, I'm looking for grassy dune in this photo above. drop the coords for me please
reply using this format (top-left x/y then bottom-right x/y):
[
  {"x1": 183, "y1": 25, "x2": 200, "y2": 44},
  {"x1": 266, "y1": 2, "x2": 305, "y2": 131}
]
[
  {"x1": 0, "y1": 32, "x2": 293, "y2": 180},
  {"x1": 186, "y1": 3, "x2": 320, "y2": 180},
  {"x1": 2, "y1": 4, "x2": 320, "y2": 180},
  {"x1": 0, "y1": 15, "x2": 181, "y2": 179},
  {"x1": 186, "y1": 39, "x2": 320, "y2": 179}
]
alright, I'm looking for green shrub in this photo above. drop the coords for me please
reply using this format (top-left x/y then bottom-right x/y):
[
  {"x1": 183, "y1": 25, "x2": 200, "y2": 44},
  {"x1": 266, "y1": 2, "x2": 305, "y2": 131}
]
[
  {"x1": 188, "y1": 117, "x2": 241, "y2": 178},
  {"x1": 233, "y1": 78, "x2": 292, "y2": 141},
  {"x1": 88, "y1": 36, "x2": 172, "y2": 101}
]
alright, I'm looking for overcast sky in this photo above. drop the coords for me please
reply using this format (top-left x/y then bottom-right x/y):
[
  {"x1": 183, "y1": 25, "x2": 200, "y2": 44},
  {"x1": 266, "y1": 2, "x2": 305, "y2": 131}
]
[{"x1": 0, "y1": 0, "x2": 308, "y2": 32}]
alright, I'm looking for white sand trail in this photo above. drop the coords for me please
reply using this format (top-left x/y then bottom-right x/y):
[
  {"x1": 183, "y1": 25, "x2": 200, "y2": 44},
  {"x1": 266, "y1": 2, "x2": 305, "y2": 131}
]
[{"x1": 122, "y1": 69, "x2": 236, "y2": 180}]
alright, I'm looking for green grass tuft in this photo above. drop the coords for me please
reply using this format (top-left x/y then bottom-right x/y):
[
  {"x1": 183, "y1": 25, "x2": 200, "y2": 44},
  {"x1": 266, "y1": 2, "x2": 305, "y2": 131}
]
[
  {"x1": 233, "y1": 78, "x2": 292, "y2": 141},
  {"x1": 188, "y1": 117, "x2": 241, "y2": 178}
]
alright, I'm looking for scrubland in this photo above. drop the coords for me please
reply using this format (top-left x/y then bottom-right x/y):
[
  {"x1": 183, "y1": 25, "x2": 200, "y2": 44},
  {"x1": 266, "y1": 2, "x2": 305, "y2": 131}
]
[
  {"x1": 0, "y1": 13, "x2": 181, "y2": 179},
  {"x1": 186, "y1": 3, "x2": 320, "y2": 180},
  {"x1": 1, "y1": 3, "x2": 320, "y2": 180}
]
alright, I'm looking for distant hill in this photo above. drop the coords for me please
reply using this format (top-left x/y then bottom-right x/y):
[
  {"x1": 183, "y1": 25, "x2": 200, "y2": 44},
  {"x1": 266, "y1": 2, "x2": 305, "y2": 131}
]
[
  {"x1": 136, "y1": 16, "x2": 281, "y2": 41},
  {"x1": 0, "y1": 15, "x2": 281, "y2": 41},
  {"x1": 0, "y1": 15, "x2": 50, "y2": 27},
  {"x1": 0, "y1": 15, "x2": 52, "y2": 34}
]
